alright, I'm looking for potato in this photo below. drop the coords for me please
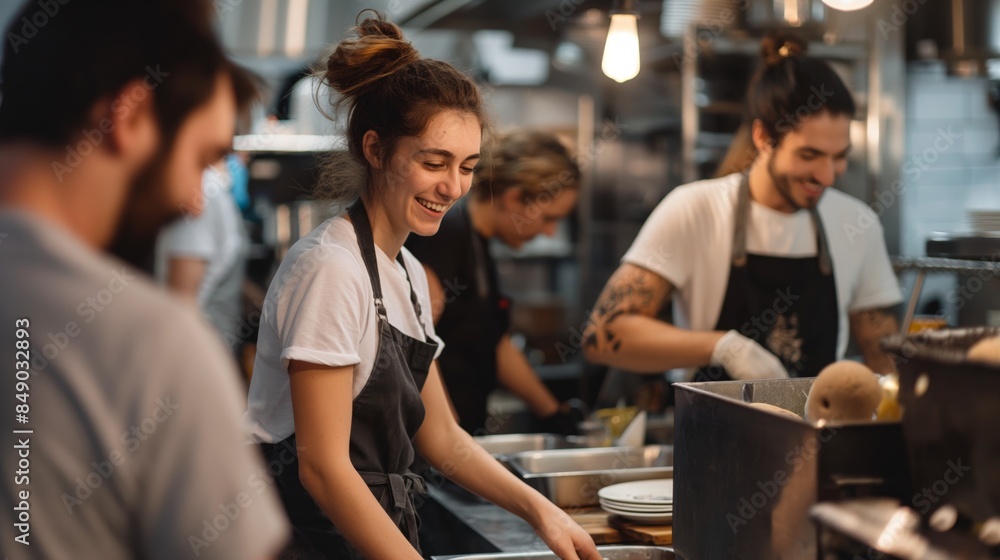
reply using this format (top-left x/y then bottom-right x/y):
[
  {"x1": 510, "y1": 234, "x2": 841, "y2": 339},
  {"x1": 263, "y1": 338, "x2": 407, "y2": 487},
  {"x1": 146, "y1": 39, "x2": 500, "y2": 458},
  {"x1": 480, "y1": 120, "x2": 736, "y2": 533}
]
[
  {"x1": 749, "y1": 402, "x2": 801, "y2": 420},
  {"x1": 805, "y1": 361, "x2": 881, "y2": 424}
]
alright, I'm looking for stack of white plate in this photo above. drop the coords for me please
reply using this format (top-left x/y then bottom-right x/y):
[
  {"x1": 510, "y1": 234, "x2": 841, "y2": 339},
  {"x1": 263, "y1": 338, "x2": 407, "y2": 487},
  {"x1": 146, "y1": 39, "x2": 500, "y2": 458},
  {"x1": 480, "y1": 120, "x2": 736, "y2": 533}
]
[
  {"x1": 969, "y1": 210, "x2": 1000, "y2": 235},
  {"x1": 597, "y1": 479, "x2": 674, "y2": 525}
]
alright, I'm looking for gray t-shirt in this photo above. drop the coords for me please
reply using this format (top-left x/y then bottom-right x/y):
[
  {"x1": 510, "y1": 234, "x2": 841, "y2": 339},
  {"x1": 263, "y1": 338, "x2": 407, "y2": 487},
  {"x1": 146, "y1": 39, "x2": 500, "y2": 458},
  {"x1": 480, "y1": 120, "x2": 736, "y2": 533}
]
[{"x1": 0, "y1": 210, "x2": 289, "y2": 559}]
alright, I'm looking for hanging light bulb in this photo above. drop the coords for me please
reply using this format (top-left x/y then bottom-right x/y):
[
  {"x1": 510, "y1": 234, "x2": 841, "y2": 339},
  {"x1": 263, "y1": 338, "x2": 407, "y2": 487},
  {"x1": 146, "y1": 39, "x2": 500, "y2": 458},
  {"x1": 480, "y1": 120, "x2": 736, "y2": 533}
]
[
  {"x1": 821, "y1": 0, "x2": 874, "y2": 11},
  {"x1": 602, "y1": 1, "x2": 640, "y2": 83}
]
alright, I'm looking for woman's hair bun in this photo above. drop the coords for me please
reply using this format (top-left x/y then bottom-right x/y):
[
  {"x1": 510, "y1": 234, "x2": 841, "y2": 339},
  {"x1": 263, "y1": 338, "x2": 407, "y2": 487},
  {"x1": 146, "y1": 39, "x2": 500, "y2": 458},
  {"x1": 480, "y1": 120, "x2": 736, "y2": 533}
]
[
  {"x1": 322, "y1": 11, "x2": 420, "y2": 100},
  {"x1": 760, "y1": 31, "x2": 808, "y2": 66}
]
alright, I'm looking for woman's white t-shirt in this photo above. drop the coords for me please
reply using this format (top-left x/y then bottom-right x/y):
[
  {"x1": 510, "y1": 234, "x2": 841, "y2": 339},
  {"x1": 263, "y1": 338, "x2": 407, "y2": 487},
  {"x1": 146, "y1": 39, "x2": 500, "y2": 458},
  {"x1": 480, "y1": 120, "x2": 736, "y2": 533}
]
[
  {"x1": 622, "y1": 173, "x2": 903, "y2": 362},
  {"x1": 245, "y1": 215, "x2": 444, "y2": 443}
]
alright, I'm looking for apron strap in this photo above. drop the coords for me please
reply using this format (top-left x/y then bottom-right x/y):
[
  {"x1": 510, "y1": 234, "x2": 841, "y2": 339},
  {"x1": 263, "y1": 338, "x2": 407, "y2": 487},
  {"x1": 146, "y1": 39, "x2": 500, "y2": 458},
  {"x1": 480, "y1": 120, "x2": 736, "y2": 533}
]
[
  {"x1": 394, "y1": 254, "x2": 431, "y2": 339},
  {"x1": 349, "y1": 200, "x2": 432, "y2": 330},
  {"x1": 349, "y1": 200, "x2": 389, "y2": 321},
  {"x1": 732, "y1": 174, "x2": 833, "y2": 277}
]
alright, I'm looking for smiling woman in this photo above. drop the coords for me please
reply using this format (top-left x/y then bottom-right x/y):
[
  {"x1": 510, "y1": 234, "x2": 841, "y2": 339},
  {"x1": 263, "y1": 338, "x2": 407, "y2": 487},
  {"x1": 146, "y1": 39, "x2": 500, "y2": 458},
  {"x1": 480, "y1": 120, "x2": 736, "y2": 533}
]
[{"x1": 243, "y1": 11, "x2": 600, "y2": 560}]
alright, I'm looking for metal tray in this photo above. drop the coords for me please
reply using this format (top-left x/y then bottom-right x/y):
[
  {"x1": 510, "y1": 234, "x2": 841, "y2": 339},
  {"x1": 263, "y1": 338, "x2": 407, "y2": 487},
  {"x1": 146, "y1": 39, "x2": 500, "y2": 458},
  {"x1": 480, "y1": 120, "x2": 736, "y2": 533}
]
[
  {"x1": 508, "y1": 446, "x2": 673, "y2": 507},
  {"x1": 472, "y1": 433, "x2": 586, "y2": 459},
  {"x1": 433, "y1": 545, "x2": 675, "y2": 560}
]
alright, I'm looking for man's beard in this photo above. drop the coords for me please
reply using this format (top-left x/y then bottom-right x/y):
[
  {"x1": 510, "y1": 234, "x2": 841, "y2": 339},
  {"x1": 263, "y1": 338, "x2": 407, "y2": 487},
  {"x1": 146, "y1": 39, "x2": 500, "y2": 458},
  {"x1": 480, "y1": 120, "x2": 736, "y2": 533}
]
[
  {"x1": 766, "y1": 156, "x2": 822, "y2": 211},
  {"x1": 107, "y1": 149, "x2": 186, "y2": 273}
]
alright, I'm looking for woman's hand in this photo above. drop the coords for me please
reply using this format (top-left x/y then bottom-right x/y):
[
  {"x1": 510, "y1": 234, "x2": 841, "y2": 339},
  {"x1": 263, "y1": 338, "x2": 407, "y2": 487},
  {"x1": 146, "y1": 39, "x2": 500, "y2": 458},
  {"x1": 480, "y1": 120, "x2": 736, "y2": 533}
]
[{"x1": 529, "y1": 499, "x2": 602, "y2": 560}]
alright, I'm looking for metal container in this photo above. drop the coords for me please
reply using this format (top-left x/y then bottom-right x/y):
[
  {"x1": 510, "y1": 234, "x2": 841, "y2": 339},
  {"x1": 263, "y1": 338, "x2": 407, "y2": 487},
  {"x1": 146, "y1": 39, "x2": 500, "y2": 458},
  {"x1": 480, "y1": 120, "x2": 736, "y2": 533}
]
[
  {"x1": 507, "y1": 446, "x2": 673, "y2": 507},
  {"x1": 433, "y1": 545, "x2": 675, "y2": 560},
  {"x1": 881, "y1": 327, "x2": 1000, "y2": 525},
  {"x1": 472, "y1": 434, "x2": 586, "y2": 459},
  {"x1": 673, "y1": 378, "x2": 909, "y2": 560}
]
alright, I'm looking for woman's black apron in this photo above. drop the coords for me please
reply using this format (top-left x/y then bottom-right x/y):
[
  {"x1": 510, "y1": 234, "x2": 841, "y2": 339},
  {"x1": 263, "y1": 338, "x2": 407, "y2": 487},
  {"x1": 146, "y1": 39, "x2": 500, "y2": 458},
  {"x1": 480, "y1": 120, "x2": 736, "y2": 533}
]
[
  {"x1": 262, "y1": 201, "x2": 438, "y2": 559},
  {"x1": 435, "y1": 207, "x2": 510, "y2": 434},
  {"x1": 696, "y1": 175, "x2": 839, "y2": 381}
]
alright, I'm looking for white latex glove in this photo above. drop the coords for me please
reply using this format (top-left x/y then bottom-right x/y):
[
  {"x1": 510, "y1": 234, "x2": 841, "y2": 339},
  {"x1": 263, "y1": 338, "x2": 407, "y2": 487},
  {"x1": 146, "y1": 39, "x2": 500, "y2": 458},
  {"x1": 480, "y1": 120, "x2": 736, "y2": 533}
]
[{"x1": 710, "y1": 330, "x2": 790, "y2": 380}]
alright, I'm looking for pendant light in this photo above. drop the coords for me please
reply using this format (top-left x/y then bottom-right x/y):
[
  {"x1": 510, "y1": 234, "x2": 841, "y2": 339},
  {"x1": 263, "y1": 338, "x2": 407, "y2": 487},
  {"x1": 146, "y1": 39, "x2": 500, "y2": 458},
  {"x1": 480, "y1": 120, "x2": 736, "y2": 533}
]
[
  {"x1": 602, "y1": 0, "x2": 641, "y2": 83},
  {"x1": 821, "y1": 0, "x2": 874, "y2": 11}
]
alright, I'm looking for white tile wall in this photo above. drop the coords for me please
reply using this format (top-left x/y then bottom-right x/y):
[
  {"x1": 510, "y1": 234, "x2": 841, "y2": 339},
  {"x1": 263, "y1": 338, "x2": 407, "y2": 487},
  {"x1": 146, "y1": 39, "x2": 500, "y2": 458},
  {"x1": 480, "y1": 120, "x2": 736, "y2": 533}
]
[{"x1": 900, "y1": 70, "x2": 1000, "y2": 319}]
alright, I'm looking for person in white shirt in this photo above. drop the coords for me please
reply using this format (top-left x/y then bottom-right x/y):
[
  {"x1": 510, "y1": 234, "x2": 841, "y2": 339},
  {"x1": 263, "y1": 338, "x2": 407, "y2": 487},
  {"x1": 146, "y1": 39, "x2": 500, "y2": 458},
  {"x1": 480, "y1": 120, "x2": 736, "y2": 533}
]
[
  {"x1": 585, "y1": 32, "x2": 902, "y2": 381},
  {"x1": 156, "y1": 158, "x2": 250, "y2": 355},
  {"x1": 244, "y1": 13, "x2": 599, "y2": 560}
]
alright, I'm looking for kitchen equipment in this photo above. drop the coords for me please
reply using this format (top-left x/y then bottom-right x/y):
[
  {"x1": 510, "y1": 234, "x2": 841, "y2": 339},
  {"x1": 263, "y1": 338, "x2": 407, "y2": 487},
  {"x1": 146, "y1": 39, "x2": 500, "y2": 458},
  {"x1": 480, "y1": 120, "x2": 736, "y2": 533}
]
[
  {"x1": 508, "y1": 446, "x2": 674, "y2": 507},
  {"x1": 811, "y1": 498, "x2": 999, "y2": 559},
  {"x1": 881, "y1": 327, "x2": 1000, "y2": 526},
  {"x1": 431, "y1": 545, "x2": 675, "y2": 560},
  {"x1": 673, "y1": 378, "x2": 910, "y2": 560},
  {"x1": 471, "y1": 433, "x2": 586, "y2": 460},
  {"x1": 923, "y1": 235, "x2": 1000, "y2": 327}
]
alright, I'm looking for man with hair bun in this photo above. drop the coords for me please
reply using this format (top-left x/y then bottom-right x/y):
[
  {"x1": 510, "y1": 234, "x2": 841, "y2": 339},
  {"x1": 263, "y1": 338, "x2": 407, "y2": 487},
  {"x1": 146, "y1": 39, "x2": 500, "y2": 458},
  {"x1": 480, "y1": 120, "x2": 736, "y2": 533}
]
[
  {"x1": 585, "y1": 32, "x2": 902, "y2": 382},
  {"x1": 245, "y1": 12, "x2": 600, "y2": 560}
]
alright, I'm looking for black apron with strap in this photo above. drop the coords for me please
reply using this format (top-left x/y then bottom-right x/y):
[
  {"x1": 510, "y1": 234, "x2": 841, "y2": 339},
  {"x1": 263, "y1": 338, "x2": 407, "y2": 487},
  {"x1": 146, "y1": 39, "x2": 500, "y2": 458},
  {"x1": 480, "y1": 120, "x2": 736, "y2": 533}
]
[
  {"x1": 697, "y1": 175, "x2": 839, "y2": 382},
  {"x1": 433, "y1": 206, "x2": 510, "y2": 434},
  {"x1": 261, "y1": 200, "x2": 438, "y2": 559}
]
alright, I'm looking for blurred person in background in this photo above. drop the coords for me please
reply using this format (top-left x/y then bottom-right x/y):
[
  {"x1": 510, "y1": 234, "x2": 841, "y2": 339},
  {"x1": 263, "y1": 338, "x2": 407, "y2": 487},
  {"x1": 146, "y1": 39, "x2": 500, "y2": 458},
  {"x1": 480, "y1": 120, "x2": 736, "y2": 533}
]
[
  {"x1": 0, "y1": 1, "x2": 288, "y2": 558},
  {"x1": 585, "y1": 32, "x2": 901, "y2": 382},
  {"x1": 244, "y1": 13, "x2": 599, "y2": 560},
  {"x1": 406, "y1": 129, "x2": 585, "y2": 435},
  {"x1": 156, "y1": 154, "x2": 252, "y2": 357}
]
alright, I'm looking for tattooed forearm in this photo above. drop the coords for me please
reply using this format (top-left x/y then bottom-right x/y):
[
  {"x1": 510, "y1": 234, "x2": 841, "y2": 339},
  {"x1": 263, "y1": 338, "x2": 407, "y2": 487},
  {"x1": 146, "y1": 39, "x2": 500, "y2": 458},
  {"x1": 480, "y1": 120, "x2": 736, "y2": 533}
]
[
  {"x1": 849, "y1": 306, "x2": 900, "y2": 373},
  {"x1": 584, "y1": 264, "x2": 671, "y2": 352}
]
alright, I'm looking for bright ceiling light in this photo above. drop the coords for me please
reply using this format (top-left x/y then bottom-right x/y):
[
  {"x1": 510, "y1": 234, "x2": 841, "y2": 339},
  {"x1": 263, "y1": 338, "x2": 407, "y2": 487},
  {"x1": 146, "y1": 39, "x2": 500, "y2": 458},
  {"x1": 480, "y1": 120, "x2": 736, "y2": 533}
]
[
  {"x1": 602, "y1": 12, "x2": 640, "y2": 83},
  {"x1": 821, "y1": 0, "x2": 874, "y2": 11}
]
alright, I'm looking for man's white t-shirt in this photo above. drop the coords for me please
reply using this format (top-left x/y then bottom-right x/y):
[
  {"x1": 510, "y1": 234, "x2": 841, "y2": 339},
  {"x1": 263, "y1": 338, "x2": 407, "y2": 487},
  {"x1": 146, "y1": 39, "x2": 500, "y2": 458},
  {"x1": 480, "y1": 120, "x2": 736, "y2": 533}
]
[
  {"x1": 245, "y1": 214, "x2": 444, "y2": 444},
  {"x1": 622, "y1": 173, "x2": 903, "y2": 361}
]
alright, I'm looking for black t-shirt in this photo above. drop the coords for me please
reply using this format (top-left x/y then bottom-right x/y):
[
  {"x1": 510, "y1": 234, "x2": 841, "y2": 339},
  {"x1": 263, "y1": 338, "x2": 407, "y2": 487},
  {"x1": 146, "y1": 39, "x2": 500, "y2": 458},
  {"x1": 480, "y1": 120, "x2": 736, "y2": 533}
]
[{"x1": 405, "y1": 203, "x2": 510, "y2": 434}]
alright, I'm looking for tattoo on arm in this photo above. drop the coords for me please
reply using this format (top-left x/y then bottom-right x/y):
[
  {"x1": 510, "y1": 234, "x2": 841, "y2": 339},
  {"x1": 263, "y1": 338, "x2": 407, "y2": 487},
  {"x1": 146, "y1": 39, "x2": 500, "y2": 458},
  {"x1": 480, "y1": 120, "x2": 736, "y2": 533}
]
[{"x1": 584, "y1": 265, "x2": 671, "y2": 353}]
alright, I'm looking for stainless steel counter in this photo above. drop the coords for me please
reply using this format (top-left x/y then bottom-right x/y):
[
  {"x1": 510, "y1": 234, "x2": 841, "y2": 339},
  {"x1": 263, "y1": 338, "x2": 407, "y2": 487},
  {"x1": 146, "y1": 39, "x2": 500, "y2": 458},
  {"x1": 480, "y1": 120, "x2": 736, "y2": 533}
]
[{"x1": 425, "y1": 481, "x2": 550, "y2": 554}]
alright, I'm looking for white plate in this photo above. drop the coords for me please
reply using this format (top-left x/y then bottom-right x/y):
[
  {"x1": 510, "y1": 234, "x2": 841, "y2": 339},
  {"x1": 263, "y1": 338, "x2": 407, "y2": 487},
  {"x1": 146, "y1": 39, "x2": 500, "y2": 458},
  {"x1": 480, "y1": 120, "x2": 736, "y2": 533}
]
[
  {"x1": 601, "y1": 504, "x2": 673, "y2": 525},
  {"x1": 599, "y1": 498, "x2": 672, "y2": 512},
  {"x1": 598, "y1": 479, "x2": 674, "y2": 506}
]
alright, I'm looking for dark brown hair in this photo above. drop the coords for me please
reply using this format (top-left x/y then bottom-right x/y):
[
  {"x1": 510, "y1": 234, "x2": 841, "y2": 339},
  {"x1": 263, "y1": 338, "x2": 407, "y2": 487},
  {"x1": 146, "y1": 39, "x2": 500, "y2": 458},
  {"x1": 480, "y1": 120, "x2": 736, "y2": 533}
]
[
  {"x1": 747, "y1": 32, "x2": 855, "y2": 146},
  {"x1": 473, "y1": 129, "x2": 580, "y2": 202},
  {"x1": 315, "y1": 11, "x2": 489, "y2": 203},
  {"x1": 0, "y1": 0, "x2": 255, "y2": 148}
]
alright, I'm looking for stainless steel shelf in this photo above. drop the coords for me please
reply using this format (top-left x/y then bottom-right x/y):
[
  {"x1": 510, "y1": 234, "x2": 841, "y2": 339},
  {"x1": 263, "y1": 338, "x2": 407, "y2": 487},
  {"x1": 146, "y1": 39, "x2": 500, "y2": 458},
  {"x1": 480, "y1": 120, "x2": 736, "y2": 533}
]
[{"x1": 891, "y1": 256, "x2": 1000, "y2": 275}]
